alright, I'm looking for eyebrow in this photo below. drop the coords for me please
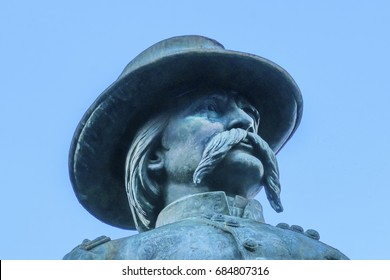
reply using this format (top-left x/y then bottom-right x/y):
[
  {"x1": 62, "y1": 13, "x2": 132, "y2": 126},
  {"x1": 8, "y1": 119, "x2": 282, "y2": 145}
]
[
  {"x1": 183, "y1": 92, "x2": 260, "y2": 127},
  {"x1": 207, "y1": 94, "x2": 261, "y2": 124},
  {"x1": 187, "y1": 94, "x2": 230, "y2": 110},
  {"x1": 206, "y1": 94, "x2": 229, "y2": 104}
]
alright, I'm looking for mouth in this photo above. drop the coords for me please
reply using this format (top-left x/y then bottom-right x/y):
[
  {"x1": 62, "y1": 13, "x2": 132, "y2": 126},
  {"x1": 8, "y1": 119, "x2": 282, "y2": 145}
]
[{"x1": 234, "y1": 138, "x2": 254, "y2": 152}]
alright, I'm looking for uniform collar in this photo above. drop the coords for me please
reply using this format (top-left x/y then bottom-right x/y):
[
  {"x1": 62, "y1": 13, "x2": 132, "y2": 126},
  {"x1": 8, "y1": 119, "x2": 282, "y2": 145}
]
[{"x1": 155, "y1": 191, "x2": 265, "y2": 228}]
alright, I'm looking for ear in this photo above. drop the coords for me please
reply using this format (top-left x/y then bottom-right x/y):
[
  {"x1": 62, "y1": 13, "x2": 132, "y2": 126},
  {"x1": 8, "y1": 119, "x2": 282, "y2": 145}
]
[{"x1": 147, "y1": 149, "x2": 164, "y2": 173}]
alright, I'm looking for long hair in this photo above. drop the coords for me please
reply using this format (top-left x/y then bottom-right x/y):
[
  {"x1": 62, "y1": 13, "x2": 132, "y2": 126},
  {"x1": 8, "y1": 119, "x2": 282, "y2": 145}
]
[{"x1": 125, "y1": 114, "x2": 169, "y2": 232}]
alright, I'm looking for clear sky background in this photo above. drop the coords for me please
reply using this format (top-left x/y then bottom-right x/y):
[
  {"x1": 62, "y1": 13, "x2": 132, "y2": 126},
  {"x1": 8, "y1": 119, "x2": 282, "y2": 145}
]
[{"x1": 1, "y1": 1, "x2": 389, "y2": 260}]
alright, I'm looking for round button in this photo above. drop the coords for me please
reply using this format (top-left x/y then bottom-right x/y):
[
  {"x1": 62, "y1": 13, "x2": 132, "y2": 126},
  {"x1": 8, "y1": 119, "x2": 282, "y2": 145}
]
[
  {"x1": 243, "y1": 238, "x2": 258, "y2": 252},
  {"x1": 276, "y1": 222, "x2": 289, "y2": 229},
  {"x1": 305, "y1": 229, "x2": 320, "y2": 240},
  {"x1": 290, "y1": 225, "x2": 304, "y2": 233}
]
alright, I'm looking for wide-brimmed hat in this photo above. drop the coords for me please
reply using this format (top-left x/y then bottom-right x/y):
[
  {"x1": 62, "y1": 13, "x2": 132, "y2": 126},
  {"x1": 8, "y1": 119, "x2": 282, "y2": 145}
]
[{"x1": 69, "y1": 35, "x2": 303, "y2": 230}]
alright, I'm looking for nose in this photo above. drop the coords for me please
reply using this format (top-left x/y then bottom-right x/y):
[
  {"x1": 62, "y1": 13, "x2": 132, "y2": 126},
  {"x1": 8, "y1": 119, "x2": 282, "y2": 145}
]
[{"x1": 226, "y1": 108, "x2": 255, "y2": 133}]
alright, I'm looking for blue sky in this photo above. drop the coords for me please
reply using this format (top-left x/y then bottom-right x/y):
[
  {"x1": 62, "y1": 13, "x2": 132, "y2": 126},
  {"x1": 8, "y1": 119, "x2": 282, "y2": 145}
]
[{"x1": 1, "y1": 1, "x2": 389, "y2": 259}]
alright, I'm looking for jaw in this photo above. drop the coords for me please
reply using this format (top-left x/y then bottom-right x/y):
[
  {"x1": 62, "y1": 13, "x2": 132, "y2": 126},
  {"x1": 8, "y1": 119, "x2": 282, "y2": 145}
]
[{"x1": 203, "y1": 150, "x2": 264, "y2": 199}]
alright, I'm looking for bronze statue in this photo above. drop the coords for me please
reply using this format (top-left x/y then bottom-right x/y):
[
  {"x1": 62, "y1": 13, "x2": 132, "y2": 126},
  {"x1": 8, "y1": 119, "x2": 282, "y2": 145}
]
[{"x1": 64, "y1": 35, "x2": 348, "y2": 259}]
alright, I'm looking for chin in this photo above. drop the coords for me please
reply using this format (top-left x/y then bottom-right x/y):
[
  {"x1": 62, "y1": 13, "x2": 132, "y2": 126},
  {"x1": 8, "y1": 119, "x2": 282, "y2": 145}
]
[{"x1": 206, "y1": 150, "x2": 264, "y2": 198}]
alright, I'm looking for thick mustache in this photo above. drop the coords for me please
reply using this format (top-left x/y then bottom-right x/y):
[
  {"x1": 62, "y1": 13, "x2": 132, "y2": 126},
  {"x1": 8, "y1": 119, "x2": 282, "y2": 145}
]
[
  {"x1": 245, "y1": 132, "x2": 283, "y2": 212},
  {"x1": 193, "y1": 128, "x2": 249, "y2": 184},
  {"x1": 193, "y1": 128, "x2": 283, "y2": 213}
]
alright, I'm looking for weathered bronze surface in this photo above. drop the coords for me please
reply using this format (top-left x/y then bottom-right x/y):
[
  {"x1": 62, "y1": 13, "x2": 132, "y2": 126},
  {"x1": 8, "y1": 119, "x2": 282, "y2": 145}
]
[{"x1": 64, "y1": 35, "x2": 347, "y2": 260}]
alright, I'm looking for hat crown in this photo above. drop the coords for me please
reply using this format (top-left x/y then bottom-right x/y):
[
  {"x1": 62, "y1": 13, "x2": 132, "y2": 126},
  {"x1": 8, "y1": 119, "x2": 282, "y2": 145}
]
[{"x1": 120, "y1": 35, "x2": 225, "y2": 78}]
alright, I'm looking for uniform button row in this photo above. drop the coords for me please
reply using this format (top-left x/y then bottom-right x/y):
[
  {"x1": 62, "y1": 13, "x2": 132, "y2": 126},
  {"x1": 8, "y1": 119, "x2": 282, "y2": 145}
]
[{"x1": 276, "y1": 223, "x2": 320, "y2": 240}]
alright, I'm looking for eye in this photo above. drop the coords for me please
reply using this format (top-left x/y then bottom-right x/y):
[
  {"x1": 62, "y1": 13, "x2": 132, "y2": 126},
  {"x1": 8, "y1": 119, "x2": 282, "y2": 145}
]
[{"x1": 193, "y1": 98, "x2": 221, "y2": 115}]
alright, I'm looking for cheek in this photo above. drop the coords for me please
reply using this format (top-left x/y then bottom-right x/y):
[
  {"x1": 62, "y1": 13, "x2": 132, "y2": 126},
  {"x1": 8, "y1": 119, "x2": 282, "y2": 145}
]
[
  {"x1": 190, "y1": 119, "x2": 225, "y2": 148},
  {"x1": 163, "y1": 117, "x2": 224, "y2": 151},
  {"x1": 161, "y1": 118, "x2": 224, "y2": 182}
]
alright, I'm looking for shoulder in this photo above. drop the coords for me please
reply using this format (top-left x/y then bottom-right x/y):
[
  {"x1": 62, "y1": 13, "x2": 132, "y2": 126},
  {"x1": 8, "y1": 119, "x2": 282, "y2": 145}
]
[
  {"x1": 255, "y1": 222, "x2": 349, "y2": 260},
  {"x1": 63, "y1": 236, "x2": 112, "y2": 260},
  {"x1": 63, "y1": 219, "x2": 348, "y2": 260},
  {"x1": 63, "y1": 219, "x2": 240, "y2": 260},
  {"x1": 130, "y1": 219, "x2": 240, "y2": 259}
]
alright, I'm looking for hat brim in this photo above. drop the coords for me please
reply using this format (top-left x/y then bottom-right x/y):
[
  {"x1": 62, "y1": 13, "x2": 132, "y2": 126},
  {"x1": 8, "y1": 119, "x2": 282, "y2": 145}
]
[{"x1": 69, "y1": 49, "x2": 303, "y2": 229}]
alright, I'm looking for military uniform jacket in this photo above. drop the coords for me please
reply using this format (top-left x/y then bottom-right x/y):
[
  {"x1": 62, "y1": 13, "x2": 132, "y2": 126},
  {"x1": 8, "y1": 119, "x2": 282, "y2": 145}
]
[{"x1": 64, "y1": 192, "x2": 348, "y2": 260}]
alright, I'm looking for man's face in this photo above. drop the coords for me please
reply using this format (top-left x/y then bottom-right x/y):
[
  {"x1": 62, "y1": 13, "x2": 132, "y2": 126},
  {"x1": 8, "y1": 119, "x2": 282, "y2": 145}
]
[{"x1": 160, "y1": 91, "x2": 264, "y2": 199}]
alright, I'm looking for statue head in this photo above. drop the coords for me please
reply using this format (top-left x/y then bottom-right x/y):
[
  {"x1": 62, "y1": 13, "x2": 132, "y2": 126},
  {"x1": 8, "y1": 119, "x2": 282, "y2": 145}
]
[
  {"x1": 126, "y1": 89, "x2": 283, "y2": 231},
  {"x1": 69, "y1": 35, "x2": 303, "y2": 230}
]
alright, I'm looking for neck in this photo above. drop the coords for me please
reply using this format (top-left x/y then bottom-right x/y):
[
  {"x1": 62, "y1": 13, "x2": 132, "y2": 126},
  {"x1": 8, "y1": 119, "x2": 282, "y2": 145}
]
[
  {"x1": 162, "y1": 181, "x2": 259, "y2": 209},
  {"x1": 156, "y1": 191, "x2": 265, "y2": 228},
  {"x1": 163, "y1": 182, "x2": 210, "y2": 207}
]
